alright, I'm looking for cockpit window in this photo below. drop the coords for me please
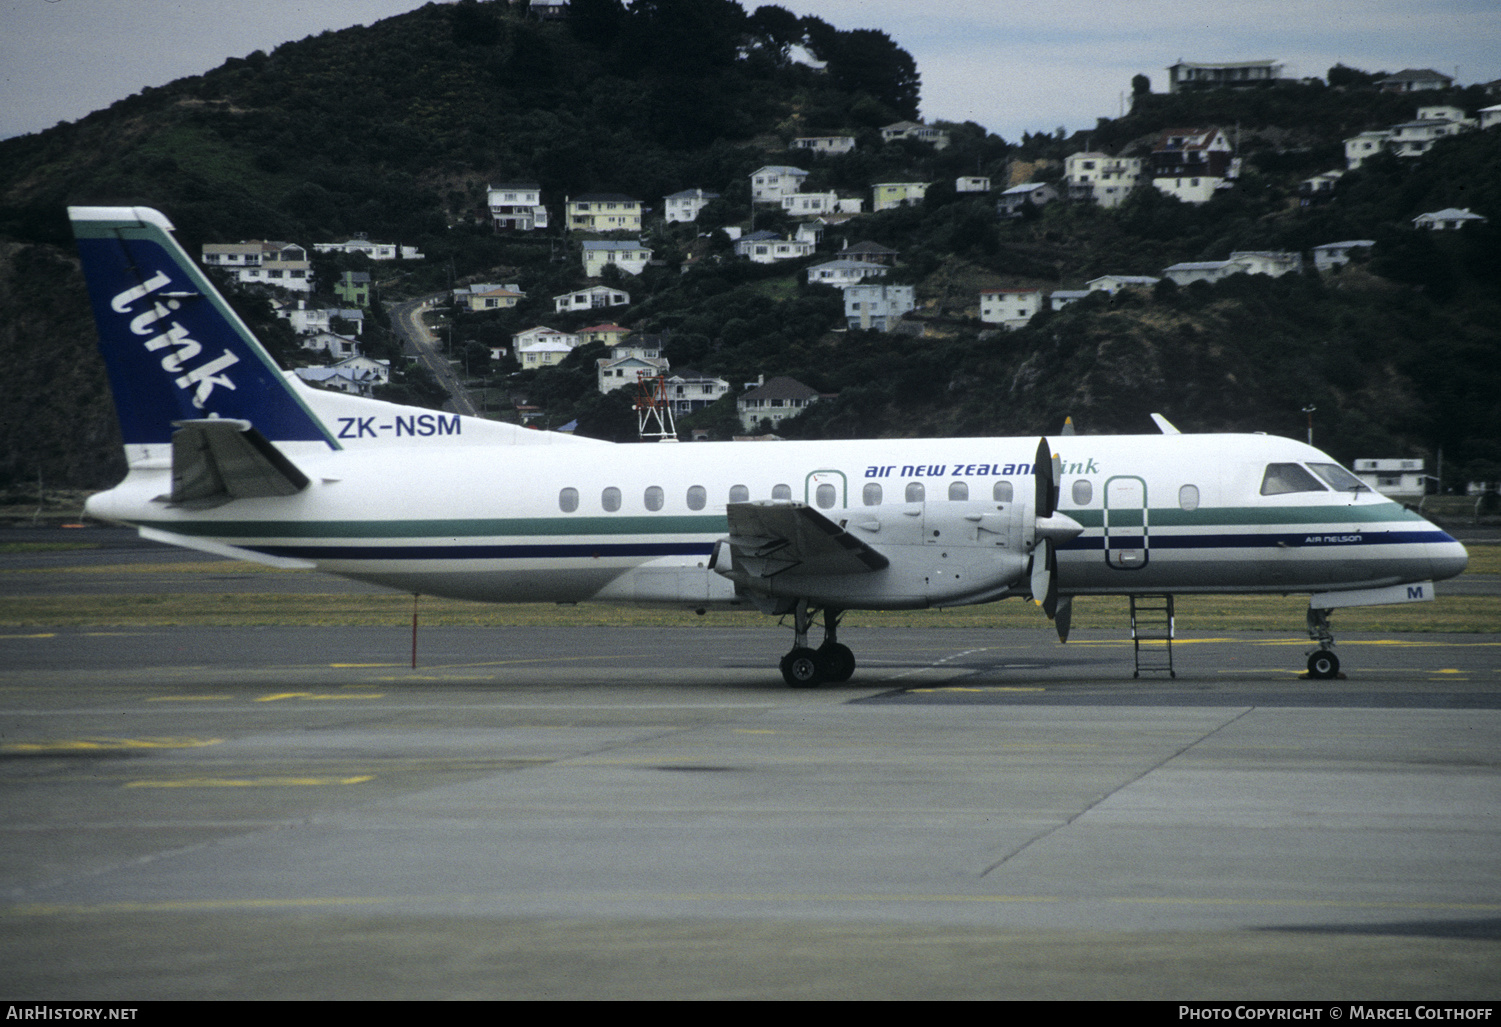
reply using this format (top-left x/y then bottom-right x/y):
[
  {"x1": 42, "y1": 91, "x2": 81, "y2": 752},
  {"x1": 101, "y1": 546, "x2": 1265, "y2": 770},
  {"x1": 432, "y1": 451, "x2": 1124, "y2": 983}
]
[
  {"x1": 1260, "y1": 463, "x2": 1327, "y2": 496},
  {"x1": 1308, "y1": 462, "x2": 1369, "y2": 493}
]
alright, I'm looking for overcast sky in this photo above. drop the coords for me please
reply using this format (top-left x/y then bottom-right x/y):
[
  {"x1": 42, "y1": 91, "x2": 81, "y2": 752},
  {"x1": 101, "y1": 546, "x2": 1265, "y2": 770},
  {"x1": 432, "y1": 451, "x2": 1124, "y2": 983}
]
[{"x1": 3, "y1": 0, "x2": 1498, "y2": 143}]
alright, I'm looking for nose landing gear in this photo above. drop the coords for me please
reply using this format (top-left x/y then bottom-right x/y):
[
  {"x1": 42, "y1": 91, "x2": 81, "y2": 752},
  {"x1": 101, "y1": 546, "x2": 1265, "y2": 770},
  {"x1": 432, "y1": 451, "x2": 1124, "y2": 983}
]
[{"x1": 1305, "y1": 607, "x2": 1342, "y2": 679}]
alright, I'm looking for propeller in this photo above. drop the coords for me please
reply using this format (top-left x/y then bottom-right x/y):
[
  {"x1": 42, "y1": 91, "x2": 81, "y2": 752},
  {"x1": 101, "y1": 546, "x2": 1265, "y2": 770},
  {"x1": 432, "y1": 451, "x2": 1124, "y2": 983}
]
[{"x1": 1030, "y1": 436, "x2": 1082, "y2": 642}]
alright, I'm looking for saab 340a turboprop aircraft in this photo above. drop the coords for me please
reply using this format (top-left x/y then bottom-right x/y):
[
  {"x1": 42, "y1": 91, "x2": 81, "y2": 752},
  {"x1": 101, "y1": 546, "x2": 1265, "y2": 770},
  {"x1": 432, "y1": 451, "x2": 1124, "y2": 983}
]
[{"x1": 71, "y1": 206, "x2": 1469, "y2": 686}]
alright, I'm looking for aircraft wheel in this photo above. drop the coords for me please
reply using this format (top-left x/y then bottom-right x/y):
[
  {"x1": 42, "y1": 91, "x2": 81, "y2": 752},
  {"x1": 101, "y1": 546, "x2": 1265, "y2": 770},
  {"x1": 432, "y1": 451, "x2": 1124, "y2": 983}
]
[
  {"x1": 816, "y1": 642, "x2": 856, "y2": 683},
  {"x1": 781, "y1": 648, "x2": 823, "y2": 688},
  {"x1": 1307, "y1": 650, "x2": 1340, "y2": 679}
]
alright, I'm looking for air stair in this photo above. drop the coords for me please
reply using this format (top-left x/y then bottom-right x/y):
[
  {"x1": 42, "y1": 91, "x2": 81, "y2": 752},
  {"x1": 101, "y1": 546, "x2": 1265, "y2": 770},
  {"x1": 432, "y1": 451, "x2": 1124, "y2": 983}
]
[{"x1": 1129, "y1": 594, "x2": 1176, "y2": 678}]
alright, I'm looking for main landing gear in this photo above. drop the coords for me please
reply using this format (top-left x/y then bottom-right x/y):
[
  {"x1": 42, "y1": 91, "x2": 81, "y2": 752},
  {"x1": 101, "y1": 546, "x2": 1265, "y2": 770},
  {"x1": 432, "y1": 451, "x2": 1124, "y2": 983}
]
[
  {"x1": 1305, "y1": 607, "x2": 1341, "y2": 679},
  {"x1": 780, "y1": 600, "x2": 855, "y2": 688}
]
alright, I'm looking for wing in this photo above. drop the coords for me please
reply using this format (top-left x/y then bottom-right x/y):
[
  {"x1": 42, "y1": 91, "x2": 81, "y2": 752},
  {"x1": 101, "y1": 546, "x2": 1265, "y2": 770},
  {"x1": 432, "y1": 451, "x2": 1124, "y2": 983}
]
[{"x1": 720, "y1": 501, "x2": 889, "y2": 580}]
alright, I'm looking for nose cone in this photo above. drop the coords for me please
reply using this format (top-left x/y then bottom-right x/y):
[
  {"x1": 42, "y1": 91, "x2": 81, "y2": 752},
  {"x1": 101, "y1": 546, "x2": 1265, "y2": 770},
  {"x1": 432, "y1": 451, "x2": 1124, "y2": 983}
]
[{"x1": 1427, "y1": 533, "x2": 1469, "y2": 582}]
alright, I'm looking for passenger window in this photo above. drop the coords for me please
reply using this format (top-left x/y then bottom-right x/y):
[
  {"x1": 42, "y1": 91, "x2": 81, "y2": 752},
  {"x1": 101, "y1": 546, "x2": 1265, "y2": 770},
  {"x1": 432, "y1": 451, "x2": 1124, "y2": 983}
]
[
  {"x1": 905, "y1": 482, "x2": 925, "y2": 503},
  {"x1": 729, "y1": 484, "x2": 749, "y2": 503},
  {"x1": 686, "y1": 485, "x2": 706, "y2": 511},
  {"x1": 948, "y1": 481, "x2": 968, "y2": 501},
  {"x1": 1072, "y1": 479, "x2": 1093, "y2": 506},
  {"x1": 993, "y1": 481, "x2": 1013, "y2": 503},
  {"x1": 644, "y1": 486, "x2": 664, "y2": 511},
  {"x1": 558, "y1": 487, "x2": 579, "y2": 513},
  {"x1": 772, "y1": 484, "x2": 791, "y2": 500},
  {"x1": 862, "y1": 482, "x2": 882, "y2": 506},
  {"x1": 815, "y1": 483, "x2": 837, "y2": 508},
  {"x1": 1179, "y1": 484, "x2": 1200, "y2": 511},
  {"x1": 1260, "y1": 463, "x2": 1326, "y2": 496},
  {"x1": 602, "y1": 486, "x2": 621, "y2": 512}
]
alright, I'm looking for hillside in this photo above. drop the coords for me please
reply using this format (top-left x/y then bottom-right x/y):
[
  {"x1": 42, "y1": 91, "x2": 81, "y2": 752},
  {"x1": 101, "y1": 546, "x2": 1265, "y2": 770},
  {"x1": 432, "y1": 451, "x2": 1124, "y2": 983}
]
[{"x1": 0, "y1": 0, "x2": 1497, "y2": 493}]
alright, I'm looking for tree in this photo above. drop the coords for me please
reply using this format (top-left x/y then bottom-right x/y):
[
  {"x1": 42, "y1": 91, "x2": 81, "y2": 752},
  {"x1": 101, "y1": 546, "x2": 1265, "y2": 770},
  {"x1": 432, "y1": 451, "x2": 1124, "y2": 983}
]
[
  {"x1": 1132, "y1": 73, "x2": 1151, "y2": 97},
  {"x1": 824, "y1": 29, "x2": 920, "y2": 118}
]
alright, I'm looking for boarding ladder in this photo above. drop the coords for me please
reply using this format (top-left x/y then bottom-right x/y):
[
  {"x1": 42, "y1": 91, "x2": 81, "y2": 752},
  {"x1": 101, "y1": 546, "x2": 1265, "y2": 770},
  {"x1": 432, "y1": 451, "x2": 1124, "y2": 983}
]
[{"x1": 1129, "y1": 594, "x2": 1176, "y2": 679}]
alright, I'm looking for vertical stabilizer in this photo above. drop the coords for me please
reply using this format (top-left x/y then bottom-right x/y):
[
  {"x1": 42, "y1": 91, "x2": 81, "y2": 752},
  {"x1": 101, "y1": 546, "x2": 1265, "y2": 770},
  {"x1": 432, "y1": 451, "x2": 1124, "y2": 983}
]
[{"x1": 69, "y1": 206, "x2": 334, "y2": 449}]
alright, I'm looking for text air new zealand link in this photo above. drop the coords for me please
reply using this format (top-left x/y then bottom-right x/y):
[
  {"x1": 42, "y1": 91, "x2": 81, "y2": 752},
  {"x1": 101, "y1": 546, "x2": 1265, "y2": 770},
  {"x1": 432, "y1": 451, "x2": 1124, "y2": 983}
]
[{"x1": 111, "y1": 272, "x2": 238, "y2": 409}]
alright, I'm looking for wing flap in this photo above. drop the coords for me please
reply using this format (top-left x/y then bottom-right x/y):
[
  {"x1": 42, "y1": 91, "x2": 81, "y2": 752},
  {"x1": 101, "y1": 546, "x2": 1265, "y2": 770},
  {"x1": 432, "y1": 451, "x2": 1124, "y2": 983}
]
[
  {"x1": 170, "y1": 418, "x2": 310, "y2": 506},
  {"x1": 723, "y1": 501, "x2": 888, "y2": 580}
]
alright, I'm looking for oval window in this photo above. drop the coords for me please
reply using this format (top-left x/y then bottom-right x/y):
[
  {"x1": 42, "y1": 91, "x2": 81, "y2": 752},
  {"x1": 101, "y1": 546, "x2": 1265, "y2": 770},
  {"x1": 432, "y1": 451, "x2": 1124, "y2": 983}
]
[
  {"x1": 1179, "y1": 484, "x2": 1200, "y2": 511},
  {"x1": 1072, "y1": 479, "x2": 1093, "y2": 506},
  {"x1": 558, "y1": 487, "x2": 579, "y2": 513},
  {"x1": 993, "y1": 481, "x2": 1013, "y2": 503},
  {"x1": 686, "y1": 485, "x2": 707, "y2": 511},
  {"x1": 862, "y1": 482, "x2": 883, "y2": 506},
  {"x1": 905, "y1": 482, "x2": 925, "y2": 503},
  {"x1": 644, "y1": 486, "x2": 664, "y2": 511},
  {"x1": 816, "y1": 483, "x2": 837, "y2": 509},
  {"x1": 772, "y1": 483, "x2": 791, "y2": 500},
  {"x1": 729, "y1": 484, "x2": 749, "y2": 503},
  {"x1": 601, "y1": 486, "x2": 621, "y2": 512},
  {"x1": 948, "y1": 481, "x2": 969, "y2": 501}
]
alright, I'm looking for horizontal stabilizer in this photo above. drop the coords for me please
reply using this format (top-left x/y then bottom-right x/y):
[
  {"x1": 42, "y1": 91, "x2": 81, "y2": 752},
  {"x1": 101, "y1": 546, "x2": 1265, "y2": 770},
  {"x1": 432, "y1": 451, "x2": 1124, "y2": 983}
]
[
  {"x1": 171, "y1": 418, "x2": 310, "y2": 506},
  {"x1": 723, "y1": 501, "x2": 888, "y2": 580},
  {"x1": 1309, "y1": 581, "x2": 1435, "y2": 609}
]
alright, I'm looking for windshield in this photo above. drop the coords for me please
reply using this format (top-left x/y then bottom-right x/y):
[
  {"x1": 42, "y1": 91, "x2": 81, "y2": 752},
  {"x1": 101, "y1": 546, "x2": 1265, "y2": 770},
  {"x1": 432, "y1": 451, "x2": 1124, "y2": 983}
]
[
  {"x1": 1260, "y1": 463, "x2": 1327, "y2": 496},
  {"x1": 1308, "y1": 462, "x2": 1370, "y2": 493}
]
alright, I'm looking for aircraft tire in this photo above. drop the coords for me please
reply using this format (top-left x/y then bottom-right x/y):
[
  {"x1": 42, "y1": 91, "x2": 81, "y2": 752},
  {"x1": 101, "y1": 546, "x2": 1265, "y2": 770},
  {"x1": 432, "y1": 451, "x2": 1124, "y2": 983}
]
[
  {"x1": 781, "y1": 648, "x2": 823, "y2": 688},
  {"x1": 816, "y1": 642, "x2": 856, "y2": 683},
  {"x1": 1307, "y1": 650, "x2": 1340, "y2": 679}
]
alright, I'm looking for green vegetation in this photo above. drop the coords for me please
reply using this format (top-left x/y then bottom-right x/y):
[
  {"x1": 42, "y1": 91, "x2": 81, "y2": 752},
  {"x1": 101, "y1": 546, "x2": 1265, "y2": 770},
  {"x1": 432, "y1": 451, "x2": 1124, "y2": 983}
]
[{"x1": 0, "y1": 1, "x2": 1496, "y2": 491}]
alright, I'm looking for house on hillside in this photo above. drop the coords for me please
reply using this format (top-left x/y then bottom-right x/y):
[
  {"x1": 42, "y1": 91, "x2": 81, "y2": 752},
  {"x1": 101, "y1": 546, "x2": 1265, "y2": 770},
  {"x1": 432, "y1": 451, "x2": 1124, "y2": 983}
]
[
  {"x1": 581, "y1": 240, "x2": 652, "y2": 277},
  {"x1": 312, "y1": 236, "x2": 398, "y2": 260},
  {"x1": 1161, "y1": 251, "x2": 1299, "y2": 285},
  {"x1": 979, "y1": 288, "x2": 1044, "y2": 329},
  {"x1": 1377, "y1": 69, "x2": 1453, "y2": 93},
  {"x1": 734, "y1": 231, "x2": 815, "y2": 263},
  {"x1": 807, "y1": 259, "x2": 888, "y2": 286},
  {"x1": 1412, "y1": 207, "x2": 1489, "y2": 230},
  {"x1": 1049, "y1": 290, "x2": 1090, "y2": 311},
  {"x1": 488, "y1": 183, "x2": 549, "y2": 231},
  {"x1": 843, "y1": 283, "x2": 915, "y2": 331},
  {"x1": 301, "y1": 331, "x2": 361, "y2": 361},
  {"x1": 781, "y1": 190, "x2": 841, "y2": 216},
  {"x1": 277, "y1": 302, "x2": 363, "y2": 336},
  {"x1": 997, "y1": 182, "x2": 1059, "y2": 217},
  {"x1": 662, "y1": 370, "x2": 731, "y2": 417},
  {"x1": 597, "y1": 352, "x2": 669, "y2": 394},
  {"x1": 206, "y1": 241, "x2": 312, "y2": 293},
  {"x1": 296, "y1": 356, "x2": 390, "y2": 397},
  {"x1": 1344, "y1": 130, "x2": 1395, "y2": 170},
  {"x1": 1353, "y1": 458, "x2": 1427, "y2": 501},
  {"x1": 872, "y1": 182, "x2": 930, "y2": 211},
  {"x1": 553, "y1": 284, "x2": 630, "y2": 313},
  {"x1": 1312, "y1": 240, "x2": 1375, "y2": 271},
  {"x1": 1166, "y1": 60, "x2": 1284, "y2": 93},
  {"x1": 836, "y1": 241, "x2": 898, "y2": 265},
  {"x1": 333, "y1": 270, "x2": 370, "y2": 306},
  {"x1": 1300, "y1": 170, "x2": 1344, "y2": 204},
  {"x1": 457, "y1": 284, "x2": 525, "y2": 312},
  {"x1": 1150, "y1": 127, "x2": 1234, "y2": 204},
  {"x1": 664, "y1": 188, "x2": 718, "y2": 223},
  {"x1": 578, "y1": 323, "x2": 629, "y2": 347},
  {"x1": 792, "y1": 135, "x2": 856, "y2": 155},
  {"x1": 956, "y1": 176, "x2": 991, "y2": 193},
  {"x1": 1064, "y1": 152, "x2": 1142, "y2": 208},
  {"x1": 750, "y1": 166, "x2": 809, "y2": 203},
  {"x1": 880, "y1": 121, "x2": 950, "y2": 149},
  {"x1": 1086, "y1": 274, "x2": 1160, "y2": 295},
  {"x1": 737, "y1": 376, "x2": 821, "y2": 431},
  {"x1": 566, "y1": 194, "x2": 643, "y2": 232}
]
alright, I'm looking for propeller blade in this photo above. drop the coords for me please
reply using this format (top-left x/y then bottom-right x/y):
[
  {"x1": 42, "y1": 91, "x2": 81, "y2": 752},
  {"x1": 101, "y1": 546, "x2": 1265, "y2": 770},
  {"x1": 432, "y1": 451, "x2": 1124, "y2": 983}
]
[
  {"x1": 1031, "y1": 539, "x2": 1059, "y2": 618},
  {"x1": 1041, "y1": 548, "x2": 1060, "y2": 619},
  {"x1": 1054, "y1": 596, "x2": 1073, "y2": 643},
  {"x1": 1034, "y1": 437, "x2": 1054, "y2": 519}
]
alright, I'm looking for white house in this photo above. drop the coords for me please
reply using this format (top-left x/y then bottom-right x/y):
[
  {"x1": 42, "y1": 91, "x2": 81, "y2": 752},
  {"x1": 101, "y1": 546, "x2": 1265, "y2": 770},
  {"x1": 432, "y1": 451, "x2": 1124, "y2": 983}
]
[
  {"x1": 457, "y1": 284, "x2": 525, "y2": 312},
  {"x1": 278, "y1": 303, "x2": 363, "y2": 336},
  {"x1": 1150, "y1": 127, "x2": 1234, "y2": 203},
  {"x1": 1412, "y1": 207, "x2": 1489, "y2": 230},
  {"x1": 1480, "y1": 104, "x2": 1501, "y2": 130},
  {"x1": 955, "y1": 176, "x2": 991, "y2": 193},
  {"x1": 517, "y1": 341, "x2": 576, "y2": 368},
  {"x1": 1387, "y1": 117, "x2": 1469, "y2": 158},
  {"x1": 233, "y1": 245, "x2": 312, "y2": 293},
  {"x1": 301, "y1": 331, "x2": 360, "y2": 360},
  {"x1": 1311, "y1": 240, "x2": 1375, "y2": 271},
  {"x1": 661, "y1": 369, "x2": 731, "y2": 416},
  {"x1": 488, "y1": 183, "x2": 549, "y2": 231},
  {"x1": 1049, "y1": 290, "x2": 1090, "y2": 311},
  {"x1": 737, "y1": 376, "x2": 821, "y2": 431},
  {"x1": 1299, "y1": 170, "x2": 1344, "y2": 203},
  {"x1": 581, "y1": 240, "x2": 652, "y2": 277},
  {"x1": 1166, "y1": 59, "x2": 1284, "y2": 93},
  {"x1": 880, "y1": 121, "x2": 950, "y2": 149},
  {"x1": 1377, "y1": 69, "x2": 1453, "y2": 93},
  {"x1": 979, "y1": 288, "x2": 1044, "y2": 328},
  {"x1": 792, "y1": 135, "x2": 856, "y2": 155},
  {"x1": 807, "y1": 259, "x2": 888, "y2": 286},
  {"x1": 312, "y1": 236, "x2": 398, "y2": 260},
  {"x1": 664, "y1": 188, "x2": 718, "y2": 223},
  {"x1": 734, "y1": 232, "x2": 815, "y2": 264},
  {"x1": 1063, "y1": 152, "x2": 1142, "y2": 208},
  {"x1": 1161, "y1": 251, "x2": 1300, "y2": 285},
  {"x1": 780, "y1": 190, "x2": 841, "y2": 216},
  {"x1": 1086, "y1": 274, "x2": 1160, "y2": 295},
  {"x1": 843, "y1": 283, "x2": 915, "y2": 331},
  {"x1": 597, "y1": 353, "x2": 669, "y2": 394},
  {"x1": 872, "y1": 182, "x2": 930, "y2": 211},
  {"x1": 553, "y1": 284, "x2": 630, "y2": 313},
  {"x1": 1344, "y1": 130, "x2": 1395, "y2": 170},
  {"x1": 998, "y1": 182, "x2": 1059, "y2": 217},
  {"x1": 1353, "y1": 458, "x2": 1427, "y2": 502},
  {"x1": 750, "y1": 165, "x2": 809, "y2": 203},
  {"x1": 295, "y1": 356, "x2": 390, "y2": 397}
]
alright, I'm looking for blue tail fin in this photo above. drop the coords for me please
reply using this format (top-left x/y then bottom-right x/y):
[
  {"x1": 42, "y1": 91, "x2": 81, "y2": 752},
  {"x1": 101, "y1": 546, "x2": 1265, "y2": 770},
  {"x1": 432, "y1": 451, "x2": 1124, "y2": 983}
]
[{"x1": 70, "y1": 206, "x2": 334, "y2": 447}]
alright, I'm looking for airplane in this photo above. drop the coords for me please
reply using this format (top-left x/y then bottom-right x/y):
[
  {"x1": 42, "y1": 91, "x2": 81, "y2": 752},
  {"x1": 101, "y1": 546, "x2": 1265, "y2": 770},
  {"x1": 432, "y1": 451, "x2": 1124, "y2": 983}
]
[{"x1": 70, "y1": 205, "x2": 1470, "y2": 687}]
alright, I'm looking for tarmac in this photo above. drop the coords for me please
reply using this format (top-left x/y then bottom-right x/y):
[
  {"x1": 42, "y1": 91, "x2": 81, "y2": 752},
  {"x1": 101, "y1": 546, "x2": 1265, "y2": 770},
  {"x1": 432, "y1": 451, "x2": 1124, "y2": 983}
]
[{"x1": 1, "y1": 528, "x2": 1498, "y2": 999}]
